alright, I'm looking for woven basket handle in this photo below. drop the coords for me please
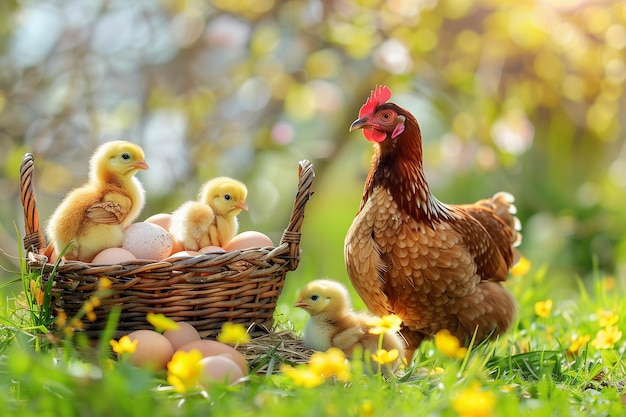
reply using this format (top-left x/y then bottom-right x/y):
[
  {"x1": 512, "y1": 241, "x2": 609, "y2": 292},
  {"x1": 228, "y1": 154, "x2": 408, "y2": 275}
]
[
  {"x1": 280, "y1": 159, "x2": 315, "y2": 271},
  {"x1": 20, "y1": 153, "x2": 47, "y2": 255}
]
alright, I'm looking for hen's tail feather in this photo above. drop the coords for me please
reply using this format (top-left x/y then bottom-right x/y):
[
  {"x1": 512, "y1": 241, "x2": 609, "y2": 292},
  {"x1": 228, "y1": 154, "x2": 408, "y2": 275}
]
[{"x1": 476, "y1": 191, "x2": 523, "y2": 249}]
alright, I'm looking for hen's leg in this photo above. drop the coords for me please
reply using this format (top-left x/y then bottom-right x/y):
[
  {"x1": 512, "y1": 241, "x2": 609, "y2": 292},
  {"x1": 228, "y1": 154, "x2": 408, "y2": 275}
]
[{"x1": 399, "y1": 328, "x2": 425, "y2": 362}]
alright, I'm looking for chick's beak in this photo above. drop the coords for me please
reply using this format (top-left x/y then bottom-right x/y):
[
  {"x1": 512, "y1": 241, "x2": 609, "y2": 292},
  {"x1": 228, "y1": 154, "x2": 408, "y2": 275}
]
[
  {"x1": 132, "y1": 160, "x2": 149, "y2": 171},
  {"x1": 236, "y1": 201, "x2": 249, "y2": 211},
  {"x1": 293, "y1": 299, "x2": 309, "y2": 308},
  {"x1": 349, "y1": 117, "x2": 370, "y2": 132}
]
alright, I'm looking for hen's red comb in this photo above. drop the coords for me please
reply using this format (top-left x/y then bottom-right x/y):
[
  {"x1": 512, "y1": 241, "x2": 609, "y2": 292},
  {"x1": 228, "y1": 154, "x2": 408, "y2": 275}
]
[{"x1": 358, "y1": 85, "x2": 392, "y2": 119}]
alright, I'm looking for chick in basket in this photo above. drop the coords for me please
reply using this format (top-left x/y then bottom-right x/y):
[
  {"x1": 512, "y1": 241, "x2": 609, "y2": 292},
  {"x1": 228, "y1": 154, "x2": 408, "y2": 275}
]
[
  {"x1": 294, "y1": 279, "x2": 405, "y2": 371},
  {"x1": 170, "y1": 177, "x2": 248, "y2": 250},
  {"x1": 46, "y1": 140, "x2": 149, "y2": 262}
]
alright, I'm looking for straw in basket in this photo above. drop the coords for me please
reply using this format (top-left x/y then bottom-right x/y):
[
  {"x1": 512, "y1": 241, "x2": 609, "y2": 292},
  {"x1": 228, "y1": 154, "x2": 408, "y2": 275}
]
[{"x1": 20, "y1": 154, "x2": 315, "y2": 339}]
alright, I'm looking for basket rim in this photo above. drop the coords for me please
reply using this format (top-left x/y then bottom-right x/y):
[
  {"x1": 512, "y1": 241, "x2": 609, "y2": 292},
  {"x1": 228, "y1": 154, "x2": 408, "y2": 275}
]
[{"x1": 20, "y1": 154, "x2": 315, "y2": 273}]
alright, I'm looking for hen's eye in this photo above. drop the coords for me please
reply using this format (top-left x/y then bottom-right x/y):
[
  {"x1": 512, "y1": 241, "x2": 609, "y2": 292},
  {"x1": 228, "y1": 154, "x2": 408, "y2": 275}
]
[
  {"x1": 121, "y1": 153, "x2": 131, "y2": 161},
  {"x1": 381, "y1": 111, "x2": 392, "y2": 120},
  {"x1": 224, "y1": 194, "x2": 232, "y2": 201}
]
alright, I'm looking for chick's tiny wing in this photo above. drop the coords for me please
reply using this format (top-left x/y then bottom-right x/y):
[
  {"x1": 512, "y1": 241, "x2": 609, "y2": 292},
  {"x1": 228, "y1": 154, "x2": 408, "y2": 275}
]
[
  {"x1": 86, "y1": 191, "x2": 132, "y2": 225},
  {"x1": 86, "y1": 202, "x2": 126, "y2": 224}
]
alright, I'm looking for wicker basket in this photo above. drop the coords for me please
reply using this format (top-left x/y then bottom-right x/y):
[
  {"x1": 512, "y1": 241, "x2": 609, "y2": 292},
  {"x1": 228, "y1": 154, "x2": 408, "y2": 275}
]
[{"x1": 20, "y1": 154, "x2": 315, "y2": 338}]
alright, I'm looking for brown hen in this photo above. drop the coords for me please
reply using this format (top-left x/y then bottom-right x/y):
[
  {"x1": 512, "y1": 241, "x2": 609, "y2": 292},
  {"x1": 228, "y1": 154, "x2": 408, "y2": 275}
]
[{"x1": 344, "y1": 86, "x2": 522, "y2": 359}]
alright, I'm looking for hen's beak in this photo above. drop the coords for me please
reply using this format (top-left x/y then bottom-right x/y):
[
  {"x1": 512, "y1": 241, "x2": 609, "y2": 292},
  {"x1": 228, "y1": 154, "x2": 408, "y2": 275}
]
[{"x1": 349, "y1": 117, "x2": 370, "y2": 131}]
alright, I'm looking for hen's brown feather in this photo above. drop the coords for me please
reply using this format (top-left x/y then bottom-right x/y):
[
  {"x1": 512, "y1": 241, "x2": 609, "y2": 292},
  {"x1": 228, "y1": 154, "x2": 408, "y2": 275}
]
[{"x1": 345, "y1": 87, "x2": 521, "y2": 359}]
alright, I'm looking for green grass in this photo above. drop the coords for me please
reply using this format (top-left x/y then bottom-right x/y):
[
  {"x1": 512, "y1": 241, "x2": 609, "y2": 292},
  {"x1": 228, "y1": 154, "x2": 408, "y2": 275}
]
[{"x1": 1, "y1": 260, "x2": 625, "y2": 417}]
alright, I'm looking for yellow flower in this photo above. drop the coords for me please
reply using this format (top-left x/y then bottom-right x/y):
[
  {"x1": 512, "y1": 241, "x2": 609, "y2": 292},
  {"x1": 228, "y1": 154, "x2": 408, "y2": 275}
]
[
  {"x1": 597, "y1": 309, "x2": 619, "y2": 328},
  {"x1": 84, "y1": 299, "x2": 97, "y2": 322},
  {"x1": 280, "y1": 364, "x2": 325, "y2": 388},
  {"x1": 367, "y1": 314, "x2": 402, "y2": 335},
  {"x1": 568, "y1": 334, "x2": 590, "y2": 356},
  {"x1": 370, "y1": 348, "x2": 399, "y2": 365},
  {"x1": 217, "y1": 322, "x2": 251, "y2": 345},
  {"x1": 98, "y1": 277, "x2": 112, "y2": 289},
  {"x1": 309, "y1": 348, "x2": 351, "y2": 382},
  {"x1": 430, "y1": 367, "x2": 445, "y2": 376},
  {"x1": 510, "y1": 256, "x2": 531, "y2": 277},
  {"x1": 603, "y1": 276, "x2": 616, "y2": 291},
  {"x1": 435, "y1": 329, "x2": 467, "y2": 359},
  {"x1": 534, "y1": 299, "x2": 552, "y2": 318},
  {"x1": 29, "y1": 280, "x2": 45, "y2": 307},
  {"x1": 110, "y1": 335, "x2": 138, "y2": 355},
  {"x1": 167, "y1": 349, "x2": 204, "y2": 392},
  {"x1": 592, "y1": 326, "x2": 622, "y2": 350},
  {"x1": 452, "y1": 382, "x2": 496, "y2": 417},
  {"x1": 55, "y1": 311, "x2": 68, "y2": 327},
  {"x1": 359, "y1": 400, "x2": 374, "y2": 417},
  {"x1": 147, "y1": 312, "x2": 180, "y2": 333}
]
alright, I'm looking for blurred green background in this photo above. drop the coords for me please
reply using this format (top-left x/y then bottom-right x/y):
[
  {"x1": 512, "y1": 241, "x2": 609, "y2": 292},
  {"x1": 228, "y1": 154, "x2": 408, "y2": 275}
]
[{"x1": 1, "y1": 0, "x2": 625, "y2": 324}]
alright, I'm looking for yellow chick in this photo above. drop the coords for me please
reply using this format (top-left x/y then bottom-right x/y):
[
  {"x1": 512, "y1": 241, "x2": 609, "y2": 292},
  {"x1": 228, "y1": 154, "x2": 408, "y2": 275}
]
[
  {"x1": 198, "y1": 177, "x2": 248, "y2": 247},
  {"x1": 169, "y1": 177, "x2": 248, "y2": 250},
  {"x1": 169, "y1": 201, "x2": 215, "y2": 251},
  {"x1": 46, "y1": 140, "x2": 148, "y2": 262},
  {"x1": 294, "y1": 279, "x2": 406, "y2": 370}
]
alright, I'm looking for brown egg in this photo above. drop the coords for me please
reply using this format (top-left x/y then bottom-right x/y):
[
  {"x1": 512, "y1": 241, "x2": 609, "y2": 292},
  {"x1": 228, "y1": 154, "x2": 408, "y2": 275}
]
[
  {"x1": 224, "y1": 231, "x2": 274, "y2": 251},
  {"x1": 122, "y1": 222, "x2": 173, "y2": 260},
  {"x1": 163, "y1": 250, "x2": 201, "y2": 261},
  {"x1": 163, "y1": 322, "x2": 201, "y2": 351},
  {"x1": 200, "y1": 355, "x2": 245, "y2": 385},
  {"x1": 199, "y1": 246, "x2": 226, "y2": 254},
  {"x1": 176, "y1": 339, "x2": 248, "y2": 375},
  {"x1": 91, "y1": 247, "x2": 137, "y2": 264},
  {"x1": 126, "y1": 330, "x2": 174, "y2": 370},
  {"x1": 171, "y1": 239, "x2": 185, "y2": 254},
  {"x1": 144, "y1": 213, "x2": 172, "y2": 230}
]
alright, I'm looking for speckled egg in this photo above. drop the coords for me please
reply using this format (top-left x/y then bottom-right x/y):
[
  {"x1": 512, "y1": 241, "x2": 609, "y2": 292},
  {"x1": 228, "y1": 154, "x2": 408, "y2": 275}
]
[{"x1": 122, "y1": 222, "x2": 173, "y2": 260}]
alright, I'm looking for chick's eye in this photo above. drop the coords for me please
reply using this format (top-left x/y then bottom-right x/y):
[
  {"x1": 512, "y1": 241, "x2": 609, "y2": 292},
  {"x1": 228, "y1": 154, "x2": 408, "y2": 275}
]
[
  {"x1": 224, "y1": 194, "x2": 232, "y2": 201},
  {"x1": 121, "y1": 153, "x2": 131, "y2": 161},
  {"x1": 310, "y1": 295, "x2": 319, "y2": 301}
]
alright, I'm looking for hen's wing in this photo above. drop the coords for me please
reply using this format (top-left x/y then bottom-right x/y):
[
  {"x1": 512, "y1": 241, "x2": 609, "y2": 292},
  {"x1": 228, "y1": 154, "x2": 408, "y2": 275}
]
[{"x1": 345, "y1": 189, "x2": 394, "y2": 317}]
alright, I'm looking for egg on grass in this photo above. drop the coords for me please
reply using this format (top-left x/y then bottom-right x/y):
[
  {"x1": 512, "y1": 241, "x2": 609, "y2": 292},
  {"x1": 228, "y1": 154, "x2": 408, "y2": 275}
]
[
  {"x1": 163, "y1": 322, "x2": 201, "y2": 351},
  {"x1": 126, "y1": 330, "x2": 174, "y2": 370},
  {"x1": 200, "y1": 355, "x2": 245, "y2": 385},
  {"x1": 176, "y1": 339, "x2": 248, "y2": 375}
]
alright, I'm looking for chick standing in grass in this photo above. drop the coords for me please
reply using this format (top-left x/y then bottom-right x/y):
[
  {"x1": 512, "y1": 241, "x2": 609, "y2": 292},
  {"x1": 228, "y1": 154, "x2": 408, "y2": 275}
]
[
  {"x1": 46, "y1": 140, "x2": 149, "y2": 262},
  {"x1": 294, "y1": 279, "x2": 406, "y2": 369},
  {"x1": 170, "y1": 177, "x2": 248, "y2": 250}
]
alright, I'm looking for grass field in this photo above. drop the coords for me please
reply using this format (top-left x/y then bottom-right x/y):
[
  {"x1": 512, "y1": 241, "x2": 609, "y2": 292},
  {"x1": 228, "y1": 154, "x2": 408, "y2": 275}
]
[{"x1": 1, "y1": 256, "x2": 625, "y2": 417}]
